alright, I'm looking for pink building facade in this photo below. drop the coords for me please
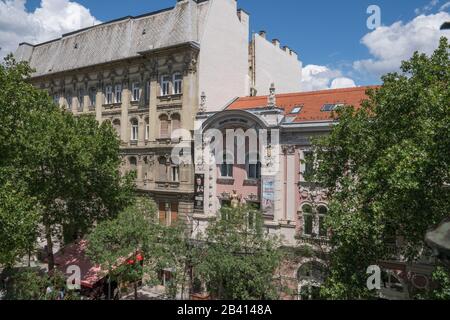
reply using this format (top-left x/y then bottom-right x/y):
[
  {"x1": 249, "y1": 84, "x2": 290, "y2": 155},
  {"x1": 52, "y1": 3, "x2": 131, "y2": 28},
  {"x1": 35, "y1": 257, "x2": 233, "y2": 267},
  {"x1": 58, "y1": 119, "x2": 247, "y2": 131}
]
[{"x1": 192, "y1": 86, "x2": 373, "y2": 299}]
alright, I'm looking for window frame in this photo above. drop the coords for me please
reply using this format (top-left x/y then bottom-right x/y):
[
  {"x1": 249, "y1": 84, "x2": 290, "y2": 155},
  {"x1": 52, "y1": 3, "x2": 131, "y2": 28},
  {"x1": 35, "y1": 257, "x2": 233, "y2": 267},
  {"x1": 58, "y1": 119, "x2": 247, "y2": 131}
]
[
  {"x1": 173, "y1": 73, "x2": 183, "y2": 95},
  {"x1": 130, "y1": 119, "x2": 139, "y2": 142},
  {"x1": 160, "y1": 75, "x2": 171, "y2": 96},
  {"x1": 132, "y1": 82, "x2": 140, "y2": 102},
  {"x1": 114, "y1": 84, "x2": 122, "y2": 104},
  {"x1": 105, "y1": 85, "x2": 113, "y2": 104}
]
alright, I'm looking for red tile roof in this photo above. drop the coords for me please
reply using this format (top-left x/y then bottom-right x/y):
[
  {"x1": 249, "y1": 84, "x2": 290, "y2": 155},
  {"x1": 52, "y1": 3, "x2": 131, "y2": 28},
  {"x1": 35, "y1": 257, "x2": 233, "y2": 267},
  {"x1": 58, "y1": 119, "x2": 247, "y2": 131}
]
[{"x1": 226, "y1": 86, "x2": 378, "y2": 123}]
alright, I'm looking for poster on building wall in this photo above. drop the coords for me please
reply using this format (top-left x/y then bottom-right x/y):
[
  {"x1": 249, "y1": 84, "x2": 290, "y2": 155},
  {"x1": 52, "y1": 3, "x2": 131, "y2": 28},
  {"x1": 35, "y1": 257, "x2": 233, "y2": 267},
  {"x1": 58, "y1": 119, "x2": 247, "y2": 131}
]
[
  {"x1": 261, "y1": 176, "x2": 275, "y2": 215},
  {"x1": 194, "y1": 174, "x2": 205, "y2": 211}
]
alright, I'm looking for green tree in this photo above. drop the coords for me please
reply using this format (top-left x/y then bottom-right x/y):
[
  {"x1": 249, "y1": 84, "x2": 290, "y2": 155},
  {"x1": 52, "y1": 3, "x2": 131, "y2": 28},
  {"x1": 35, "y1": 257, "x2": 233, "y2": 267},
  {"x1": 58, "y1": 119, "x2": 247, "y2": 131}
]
[
  {"x1": 0, "y1": 55, "x2": 133, "y2": 271},
  {"x1": 310, "y1": 38, "x2": 450, "y2": 299},
  {"x1": 0, "y1": 182, "x2": 40, "y2": 268},
  {"x1": 87, "y1": 197, "x2": 158, "y2": 299},
  {"x1": 194, "y1": 205, "x2": 282, "y2": 300},
  {"x1": 87, "y1": 197, "x2": 192, "y2": 300}
]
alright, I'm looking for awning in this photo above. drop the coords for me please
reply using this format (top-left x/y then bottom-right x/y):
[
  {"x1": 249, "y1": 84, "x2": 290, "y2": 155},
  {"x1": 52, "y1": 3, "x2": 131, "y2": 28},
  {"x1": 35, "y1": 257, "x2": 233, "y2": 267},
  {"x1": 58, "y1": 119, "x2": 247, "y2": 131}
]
[{"x1": 53, "y1": 240, "x2": 106, "y2": 289}]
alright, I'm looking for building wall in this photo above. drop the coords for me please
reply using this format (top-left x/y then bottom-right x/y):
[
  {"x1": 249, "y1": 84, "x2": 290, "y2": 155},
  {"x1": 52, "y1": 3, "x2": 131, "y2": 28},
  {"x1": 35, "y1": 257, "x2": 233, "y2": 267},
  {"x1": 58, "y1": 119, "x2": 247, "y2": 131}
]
[
  {"x1": 198, "y1": 0, "x2": 250, "y2": 111},
  {"x1": 251, "y1": 33, "x2": 303, "y2": 96}
]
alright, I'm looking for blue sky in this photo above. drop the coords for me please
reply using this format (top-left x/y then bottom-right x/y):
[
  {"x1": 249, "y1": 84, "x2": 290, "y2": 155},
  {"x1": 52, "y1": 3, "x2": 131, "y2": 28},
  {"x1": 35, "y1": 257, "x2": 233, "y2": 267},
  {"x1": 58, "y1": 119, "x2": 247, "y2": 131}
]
[{"x1": 2, "y1": 0, "x2": 449, "y2": 89}]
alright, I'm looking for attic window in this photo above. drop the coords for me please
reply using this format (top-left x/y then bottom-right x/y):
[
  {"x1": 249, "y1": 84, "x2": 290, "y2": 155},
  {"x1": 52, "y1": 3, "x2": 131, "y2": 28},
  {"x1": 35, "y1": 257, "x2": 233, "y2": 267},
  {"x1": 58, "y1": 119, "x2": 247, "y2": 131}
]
[
  {"x1": 74, "y1": 43, "x2": 78, "y2": 49},
  {"x1": 142, "y1": 29, "x2": 146, "y2": 35},
  {"x1": 321, "y1": 103, "x2": 344, "y2": 112},
  {"x1": 290, "y1": 106, "x2": 303, "y2": 114}
]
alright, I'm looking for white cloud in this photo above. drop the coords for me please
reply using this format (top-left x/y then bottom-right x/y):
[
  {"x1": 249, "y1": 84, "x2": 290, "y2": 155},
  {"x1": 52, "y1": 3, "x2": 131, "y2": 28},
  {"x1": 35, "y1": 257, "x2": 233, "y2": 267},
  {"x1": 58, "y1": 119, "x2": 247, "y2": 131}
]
[
  {"x1": 0, "y1": 0, "x2": 100, "y2": 58},
  {"x1": 353, "y1": 12, "x2": 450, "y2": 78},
  {"x1": 440, "y1": 1, "x2": 450, "y2": 11},
  {"x1": 330, "y1": 77, "x2": 356, "y2": 89},
  {"x1": 415, "y1": 0, "x2": 440, "y2": 15},
  {"x1": 300, "y1": 64, "x2": 356, "y2": 91}
]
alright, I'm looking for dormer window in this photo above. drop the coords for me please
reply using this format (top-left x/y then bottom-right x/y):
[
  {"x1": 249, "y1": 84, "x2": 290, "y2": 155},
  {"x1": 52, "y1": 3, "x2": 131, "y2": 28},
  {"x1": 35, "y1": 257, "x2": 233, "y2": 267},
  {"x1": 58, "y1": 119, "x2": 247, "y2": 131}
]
[
  {"x1": 290, "y1": 105, "x2": 303, "y2": 114},
  {"x1": 321, "y1": 103, "x2": 344, "y2": 112}
]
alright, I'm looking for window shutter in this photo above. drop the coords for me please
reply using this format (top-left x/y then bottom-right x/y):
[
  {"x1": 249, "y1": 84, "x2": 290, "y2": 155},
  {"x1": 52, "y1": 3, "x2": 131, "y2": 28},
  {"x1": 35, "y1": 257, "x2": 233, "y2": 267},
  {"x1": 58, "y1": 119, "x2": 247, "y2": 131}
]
[
  {"x1": 159, "y1": 202, "x2": 166, "y2": 224},
  {"x1": 171, "y1": 202, "x2": 178, "y2": 224},
  {"x1": 160, "y1": 116, "x2": 169, "y2": 138}
]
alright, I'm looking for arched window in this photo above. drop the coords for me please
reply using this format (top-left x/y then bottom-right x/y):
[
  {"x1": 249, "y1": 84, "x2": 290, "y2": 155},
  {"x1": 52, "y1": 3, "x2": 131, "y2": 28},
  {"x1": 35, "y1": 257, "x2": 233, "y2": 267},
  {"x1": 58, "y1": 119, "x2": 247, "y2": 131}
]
[
  {"x1": 130, "y1": 118, "x2": 139, "y2": 142},
  {"x1": 246, "y1": 153, "x2": 261, "y2": 180},
  {"x1": 145, "y1": 117, "x2": 150, "y2": 141},
  {"x1": 302, "y1": 204, "x2": 313, "y2": 236},
  {"x1": 112, "y1": 119, "x2": 121, "y2": 137},
  {"x1": 317, "y1": 206, "x2": 328, "y2": 237},
  {"x1": 173, "y1": 73, "x2": 183, "y2": 94},
  {"x1": 159, "y1": 114, "x2": 169, "y2": 138}
]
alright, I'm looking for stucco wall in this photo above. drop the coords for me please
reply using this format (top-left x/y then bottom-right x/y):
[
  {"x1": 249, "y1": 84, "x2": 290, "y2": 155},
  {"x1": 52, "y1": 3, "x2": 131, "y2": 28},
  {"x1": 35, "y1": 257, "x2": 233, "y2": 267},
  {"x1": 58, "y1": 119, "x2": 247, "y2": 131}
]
[
  {"x1": 198, "y1": 0, "x2": 250, "y2": 111},
  {"x1": 252, "y1": 33, "x2": 303, "y2": 96}
]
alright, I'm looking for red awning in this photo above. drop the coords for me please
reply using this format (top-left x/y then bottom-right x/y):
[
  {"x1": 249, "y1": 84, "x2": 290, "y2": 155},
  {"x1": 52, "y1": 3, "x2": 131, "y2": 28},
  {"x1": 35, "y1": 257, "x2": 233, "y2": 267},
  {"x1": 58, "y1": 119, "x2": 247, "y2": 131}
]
[{"x1": 53, "y1": 240, "x2": 105, "y2": 289}]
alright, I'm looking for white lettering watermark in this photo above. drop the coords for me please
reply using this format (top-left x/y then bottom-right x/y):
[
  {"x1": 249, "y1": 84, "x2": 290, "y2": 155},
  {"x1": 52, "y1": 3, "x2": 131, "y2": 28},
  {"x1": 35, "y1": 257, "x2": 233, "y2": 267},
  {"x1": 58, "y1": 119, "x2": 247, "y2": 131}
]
[{"x1": 367, "y1": 5, "x2": 381, "y2": 30}]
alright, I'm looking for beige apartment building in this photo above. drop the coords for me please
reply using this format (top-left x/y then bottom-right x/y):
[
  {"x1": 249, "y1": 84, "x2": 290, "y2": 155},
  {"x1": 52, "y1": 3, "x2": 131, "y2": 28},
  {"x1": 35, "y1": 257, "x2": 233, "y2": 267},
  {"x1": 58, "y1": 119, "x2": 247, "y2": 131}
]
[{"x1": 15, "y1": 0, "x2": 303, "y2": 229}]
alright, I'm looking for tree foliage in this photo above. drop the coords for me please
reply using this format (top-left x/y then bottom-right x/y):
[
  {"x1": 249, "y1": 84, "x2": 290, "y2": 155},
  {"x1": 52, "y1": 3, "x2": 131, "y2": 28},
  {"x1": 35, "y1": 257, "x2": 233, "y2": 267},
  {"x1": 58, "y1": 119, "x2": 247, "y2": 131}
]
[
  {"x1": 87, "y1": 197, "x2": 191, "y2": 299},
  {"x1": 0, "y1": 55, "x2": 133, "y2": 270},
  {"x1": 310, "y1": 38, "x2": 450, "y2": 299},
  {"x1": 194, "y1": 205, "x2": 282, "y2": 300}
]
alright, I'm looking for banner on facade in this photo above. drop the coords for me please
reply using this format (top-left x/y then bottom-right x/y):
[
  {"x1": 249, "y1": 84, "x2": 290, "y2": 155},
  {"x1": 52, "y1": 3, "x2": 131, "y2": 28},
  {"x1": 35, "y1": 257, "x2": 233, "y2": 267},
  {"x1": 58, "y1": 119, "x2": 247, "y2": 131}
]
[
  {"x1": 261, "y1": 176, "x2": 275, "y2": 215},
  {"x1": 194, "y1": 174, "x2": 205, "y2": 211}
]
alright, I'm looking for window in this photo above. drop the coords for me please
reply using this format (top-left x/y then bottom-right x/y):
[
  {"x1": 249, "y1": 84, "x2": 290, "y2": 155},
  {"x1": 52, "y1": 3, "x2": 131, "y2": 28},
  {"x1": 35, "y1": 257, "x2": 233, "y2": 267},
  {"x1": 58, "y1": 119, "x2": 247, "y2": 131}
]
[
  {"x1": 89, "y1": 87, "x2": 96, "y2": 107},
  {"x1": 220, "y1": 152, "x2": 233, "y2": 178},
  {"x1": 317, "y1": 206, "x2": 328, "y2": 237},
  {"x1": 161, "y1": 75, "x2": 170, "y2": 96},
  {"x1": 65, "y1": 91, "x2": 73, "y2": 110},
  {"x1": 78, "y1": 89, "x2": 84, "y2": 111},
  {"x1": 130, "y1": 119, "x2": 138, "y2": 142},
  {"x1": 159, "y1": 202, "x2": 178, "y2": 227},
  {"x1": 303, "y1": 151, "x2": 314, "y2": 179},
  {"x1": 105, "y1": 85, "x2": 113, "y2": 104},
  {"x1": 290, "y1": 105, "x2": 303, "y2": 114},
  {"x1": 145, "y1": 118, "x2": 150, "y2": 141},
  {"x1": 321, "y1": 103, "x2": 343, "y2": 112},
  {"x1": 132, "y1": 82, "x2": 140, "y2": 102},
  {"x1": 129, "y1": 157, "x2": 137, "y2": 171},
  {"x1": 159, "y1": 114, "x2": 169, "y2": 138},
  {"x1": 173, "y1": 73, "x2": 183, "y2": 94},
  {"x1": 144, "y1": 80, "x2": 150, "y2": 104},
  {"x1": 246, "y1": 153, "x2": 261, "y2": 180},
  {"x1": 114, "y1": 84, "x2": 122, "y2": 104},
  {"x1": 297, "y1": 262, "x2": 326, "y2": 300},
  {"x1": 302, "y1": 204, "x2": 313, "y2": 236},
  {"x1": 171, "y1": 165, "x2": 179, "y2": 182}
]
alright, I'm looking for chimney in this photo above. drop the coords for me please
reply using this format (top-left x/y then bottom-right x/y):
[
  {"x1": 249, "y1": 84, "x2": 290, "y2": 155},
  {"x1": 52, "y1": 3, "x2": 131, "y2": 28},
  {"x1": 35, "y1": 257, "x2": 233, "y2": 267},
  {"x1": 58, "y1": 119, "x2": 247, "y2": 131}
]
[
  {"x1": 272, "y1": 39, "x2": 280, "y2": 48},
  {"x1": 258, "y1": 31, "x2": 267, "y2": 39}
]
